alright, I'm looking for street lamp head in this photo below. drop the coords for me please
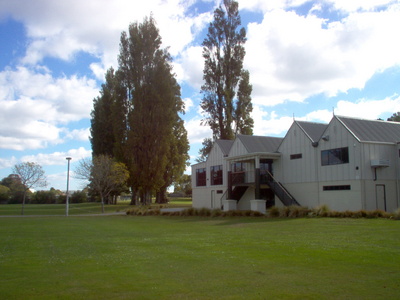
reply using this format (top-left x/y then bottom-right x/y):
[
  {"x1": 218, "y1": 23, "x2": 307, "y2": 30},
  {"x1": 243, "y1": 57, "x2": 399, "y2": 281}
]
[{"x1": 66, "y1": 157, "x2": 72, "y2": 161}]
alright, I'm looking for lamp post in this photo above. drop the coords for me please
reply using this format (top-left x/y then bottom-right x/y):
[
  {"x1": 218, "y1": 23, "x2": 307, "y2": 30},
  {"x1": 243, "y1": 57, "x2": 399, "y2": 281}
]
[{"x1": 66, "y1": 157, "x2": 72, "y2": 216}]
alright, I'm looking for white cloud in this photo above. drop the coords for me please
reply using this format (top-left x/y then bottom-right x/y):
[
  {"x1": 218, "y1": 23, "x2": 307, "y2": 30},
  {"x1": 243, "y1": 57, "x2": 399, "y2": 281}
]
[
  {"x1": 185, "y1": 117, "x2": 213, "y2": 144},
  {"x1": 64, "y1": 128, "x2": 91, "y2": 142},
  {"x1": 0, "y1": 67, "x2": 98, "y2": 150},
  {"x1": 334, "y1": 94, "x2": 400, "y2": 119},
  {"x1": 174, "y1": 46, "x2": 204, "y2": 89},
  {"x1": 183, "y1": 98, "x2": 194, "y2": 113},
  {"x1": 244, "y1": 4, "x2": 400, "y2": 106},
  {"x1": 0, "y1": 156, "x2": 18, "y2": 169},
  {"x1": 21, "y1": 147, "x2": 92, "y2": 166}
]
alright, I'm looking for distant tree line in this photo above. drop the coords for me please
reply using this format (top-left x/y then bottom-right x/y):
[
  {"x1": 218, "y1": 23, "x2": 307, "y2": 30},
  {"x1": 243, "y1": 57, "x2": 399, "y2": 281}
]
[{"x1": 0, "y1": 174, "x2": 88, "y2": 205}]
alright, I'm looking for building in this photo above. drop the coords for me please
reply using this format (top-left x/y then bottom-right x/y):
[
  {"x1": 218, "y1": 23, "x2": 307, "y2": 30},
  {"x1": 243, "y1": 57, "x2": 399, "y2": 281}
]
[{"x1": 191, "y1": 115, "x2": 400, "y2": 212}]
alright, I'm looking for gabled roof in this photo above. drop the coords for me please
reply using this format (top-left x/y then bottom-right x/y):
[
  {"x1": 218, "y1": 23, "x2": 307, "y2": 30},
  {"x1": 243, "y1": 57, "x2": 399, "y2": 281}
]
[
  {"x1": 296, "y1": 121, "x2": 328, "y2": 143},
  {"x1": 336, "y1": 116, "x2": 400, "y2": 143},
  {"x1": 237, "y1": 135, "x2": 283, "y2": 153},
  {"x1": 215, "y1": 139, "x2": 234, "y2": 156}
]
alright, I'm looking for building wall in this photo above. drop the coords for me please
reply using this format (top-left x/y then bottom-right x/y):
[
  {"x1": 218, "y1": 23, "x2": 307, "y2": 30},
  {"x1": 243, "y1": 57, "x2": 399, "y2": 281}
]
[
  {"x1": 191, "y1": 142, "x2": 229, "y2": 209},
  {"x1": 277, "y1": 122, "x2": 319, "y2": 183}
]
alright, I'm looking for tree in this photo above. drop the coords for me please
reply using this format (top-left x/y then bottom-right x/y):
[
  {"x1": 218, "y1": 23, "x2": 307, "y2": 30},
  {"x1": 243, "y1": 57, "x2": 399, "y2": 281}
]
[
  {"x1": 173, "y1": 174, "x2": 192, "y2": 197},
  {"x1": 387, "y1": 112, "x2": 400, "y2": 122},
  {"x1": 0, "y1": 185, "x2": 10, "y2": 203},
  {"x1": 12, "y1": 162, "x2": 47, "y2": 215},
  {"x1": 196, "y1": 138, "x2": 213, "y2": 163},
  {"x1": 156, "y1": 118, "x2": 190, "y2": 203},
  {"x1": 90, "y1": 68, "x2": 128, "y2": 161},
  {"x1": 75, "y1": 155, "x2": 129, "y2": 213},
  {"x1": 1, "y1": 174, "x2": 26, "y2": 204},
  {"x1": 200, "y1": 0, "x2": 253, "y2": 146},
  {"x1": 118, "y1": 16, "x2": 188, "y2": 204}
]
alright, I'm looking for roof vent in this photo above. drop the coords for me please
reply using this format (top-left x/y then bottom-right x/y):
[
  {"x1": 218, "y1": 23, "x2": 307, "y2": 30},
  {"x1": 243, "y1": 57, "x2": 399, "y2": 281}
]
[{"x1": 371, "y1": 159, "x2": 390, "y2": 168}]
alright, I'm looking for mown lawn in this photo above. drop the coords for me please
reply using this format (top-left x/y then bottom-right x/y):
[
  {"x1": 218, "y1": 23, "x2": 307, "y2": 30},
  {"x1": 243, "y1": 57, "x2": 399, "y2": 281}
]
[
  {"x1": 0, "y1": 198, "x2": 192, "y2": 216},
  {"x1": 0, "y1": 216, "x2": 399, "y2": 299}
]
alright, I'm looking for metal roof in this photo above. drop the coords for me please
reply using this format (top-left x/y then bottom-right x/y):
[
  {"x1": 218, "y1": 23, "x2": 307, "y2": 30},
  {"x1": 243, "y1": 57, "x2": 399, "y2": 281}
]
[
  {"x1": 337, "y1": 116, "x2": 400, "y2": 143},
  {"x1": 215, "y1": 139, "x2": 234, "y2": 155},
  {"x1": 296, "y1": 121, "x2": 328, "y2": 142},
  {"x1": 237, "y1": 135, "x2": 283, "y2": 153}
]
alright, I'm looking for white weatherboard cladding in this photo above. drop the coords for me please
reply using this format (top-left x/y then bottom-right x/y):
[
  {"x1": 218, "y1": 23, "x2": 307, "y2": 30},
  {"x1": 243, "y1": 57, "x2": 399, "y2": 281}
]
[
  {"x1": 228, "y1": 138, "x2": 249, "y2": 157},
  {"x1": 277, "y1": 122, "x2": 318, "y2": 183},
  {"x1": 318, "y1": 118, "x2": 360, "y2": 182}
]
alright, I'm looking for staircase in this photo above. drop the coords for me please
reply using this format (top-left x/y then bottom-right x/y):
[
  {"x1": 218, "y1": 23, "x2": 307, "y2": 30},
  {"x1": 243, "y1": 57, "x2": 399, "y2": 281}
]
[
  {"x1": 265, "y1": 171, "x2": 300, "y2": 206},
  {"x1": 231, "y1": 186, "x2": 248, "y2": 201}
]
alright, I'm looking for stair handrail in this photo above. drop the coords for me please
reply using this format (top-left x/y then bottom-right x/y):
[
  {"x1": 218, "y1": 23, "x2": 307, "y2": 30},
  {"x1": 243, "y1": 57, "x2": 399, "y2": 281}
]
[{"x1": 265, "y1": 171, "x2": 300, "y2": 206}]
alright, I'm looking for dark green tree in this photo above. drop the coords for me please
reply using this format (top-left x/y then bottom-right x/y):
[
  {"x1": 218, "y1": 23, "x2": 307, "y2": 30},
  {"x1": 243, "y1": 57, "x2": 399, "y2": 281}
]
[
  {"x1": 90, "y1": 69, "x2": 116, "y2": 157},
  {"x1": 387, "y1": 112, "x2": 400, "y2": 122},
  {"x1": 0, "y1": 185, "x2": 10, "y2": 203},
  {"x1": 200, "y1": 0, "x2": 253, "y2": 145},
  {"x1": 118, "y1": 16, "x2": 188, "y2": 204},
  {"x1": 196, "y1": 138, "x2": 213, "y2": 162},
  {"x1": 156, "y1": 117, "x2": 190, "y2": 203}
]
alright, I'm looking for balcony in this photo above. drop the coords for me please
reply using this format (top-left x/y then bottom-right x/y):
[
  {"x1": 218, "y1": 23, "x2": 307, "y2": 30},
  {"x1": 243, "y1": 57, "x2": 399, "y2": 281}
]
[{"x1": 231, "y1": 171, "x2": 271, "y2": 185}]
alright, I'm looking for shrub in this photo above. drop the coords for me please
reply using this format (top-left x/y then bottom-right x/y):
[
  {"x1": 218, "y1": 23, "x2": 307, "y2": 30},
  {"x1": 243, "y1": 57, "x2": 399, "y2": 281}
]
[
  {"x1": 313, "y1": 204, "x2": 330, "y2": 217},
  {"x1": 268, "y1": 206, "x2": 280, "y2": 218},
  {"x1": 394, "y1": 208, "x2": 400, "y2": 220}
]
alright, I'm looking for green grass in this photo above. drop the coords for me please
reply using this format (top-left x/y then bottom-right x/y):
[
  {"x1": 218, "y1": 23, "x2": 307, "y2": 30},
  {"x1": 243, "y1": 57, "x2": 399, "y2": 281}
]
[
  {"x1": 0, "y1": 198, "x2": 192, "y2": 216},
  {"x1": 0, "y1": 216, "x2": 399, "y2": 299}
]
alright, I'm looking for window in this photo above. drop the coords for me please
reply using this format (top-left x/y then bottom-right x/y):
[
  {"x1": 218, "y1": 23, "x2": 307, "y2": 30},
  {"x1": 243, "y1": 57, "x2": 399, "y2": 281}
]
[
  {"x1": 211, "y1": 165, "x2": 223, "y2": 185},
  {"x1": 323, "y1": 185, "x2": 351, "y2": 191},
  {"x1": 321, "y1": 147, "x2": 349, "y2": 166},
  {"x1": 290, "y1": 153, "x2": 302, "y2": 160},
  {"x1": 231, "y1": 162, "x2": 245, "y2": 173},
  {"x1": 196, "y1": 168, "x2": 206, "y2": 186}
]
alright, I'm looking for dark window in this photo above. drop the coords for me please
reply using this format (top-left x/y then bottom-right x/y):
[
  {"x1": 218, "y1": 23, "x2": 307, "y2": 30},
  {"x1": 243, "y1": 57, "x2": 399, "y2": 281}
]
[
  {"x1": 321, "y1": 147, "x2": 349, "y2": 166},
  {"x1": 211, "y1": 165, "x2": 223, "y2": 185},
  {"x1": 290, "y1": 153, "x2": 302, "y2": 160},
  {"x1": 231, "y1": 162, "x2": 245, "y2": 172},
  {"x1": 196, "y1": 168, "x2": 206, "y2": 186},
  {"x1": 323, "y1": 185, "x2": 351, "y2": 191}
]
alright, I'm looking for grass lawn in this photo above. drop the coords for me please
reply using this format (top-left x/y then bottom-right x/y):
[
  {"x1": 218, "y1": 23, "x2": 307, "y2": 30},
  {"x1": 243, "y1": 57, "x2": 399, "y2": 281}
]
[
  {"x1": 0, "y1": 216, "x2": 399, "y2": 299},
  {"x1": 0, "y1": 198, "x2": 192, "y2": 216}
]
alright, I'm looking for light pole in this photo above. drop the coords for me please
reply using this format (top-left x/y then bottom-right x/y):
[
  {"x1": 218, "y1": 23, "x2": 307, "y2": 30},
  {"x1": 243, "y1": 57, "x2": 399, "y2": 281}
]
[{"x1": 66, "y1": 157, "x2": 72, "y2": 216}]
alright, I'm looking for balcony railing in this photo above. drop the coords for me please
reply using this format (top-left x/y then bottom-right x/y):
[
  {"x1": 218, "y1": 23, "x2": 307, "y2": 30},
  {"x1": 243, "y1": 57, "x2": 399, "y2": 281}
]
[{"x1": 231, "y1": 171, "x2": 271, "y2": 185}]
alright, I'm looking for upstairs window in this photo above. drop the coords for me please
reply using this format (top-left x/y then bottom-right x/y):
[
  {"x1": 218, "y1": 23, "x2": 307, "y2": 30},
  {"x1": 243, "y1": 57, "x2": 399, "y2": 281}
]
[
  {"x1": 211, "y1": 165, "x2": 223, "y2": 185},
  {"x1": 231, "y1": 162, "x2": 245, "y2": 173},
  {"x1": 290, "y1": 153, "x2": 302, "y2": 160},
  {"x1": 321, "y1": 147, "x2": 349, "y2": 166},
  {"x1": 196, "y1": 168, "x2": 206, "y2": 186}
]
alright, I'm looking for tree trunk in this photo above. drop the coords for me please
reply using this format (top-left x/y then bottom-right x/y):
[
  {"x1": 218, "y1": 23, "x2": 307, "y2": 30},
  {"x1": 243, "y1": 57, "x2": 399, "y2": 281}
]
[
  {"x1": 21, "y1": 190, "x2": 27, "y2": 215},
  {"x1": 130, "y1": 189, "x2": 138, "y2": 205},
  {"x1": 101, "y1": 195, "x2": 105, "y2": 213},
  {"x1": 155, "y1": 188, "x2": 168, "y2": 204}
]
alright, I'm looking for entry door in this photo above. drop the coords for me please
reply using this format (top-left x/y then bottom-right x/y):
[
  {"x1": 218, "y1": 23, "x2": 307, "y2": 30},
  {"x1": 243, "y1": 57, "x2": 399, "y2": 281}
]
[{"x1": 376, "y1": 184, "x2": 386, "y2": 211}]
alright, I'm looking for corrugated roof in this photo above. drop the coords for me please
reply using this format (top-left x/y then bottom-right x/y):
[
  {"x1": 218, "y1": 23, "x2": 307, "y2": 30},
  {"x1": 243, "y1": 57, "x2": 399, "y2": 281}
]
[
  {"x1": 296, "y1": 121, "x2": 328, "y2": 142},
  {"x1": 215, "y1": 139, "x2": 234, "y2": 155},
  {"x1": 237, "y1": 135, "x2": 283, "y2": 153},
  {"x1": 337, "y1": 116, "x2": 400, "y2": 143}
]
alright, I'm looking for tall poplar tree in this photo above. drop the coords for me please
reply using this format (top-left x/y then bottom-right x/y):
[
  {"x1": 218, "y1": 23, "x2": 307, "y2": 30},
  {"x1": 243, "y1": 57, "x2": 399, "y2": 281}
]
[
  {"x1": 118, "y1": 16, "x2": 188, "y2": 204},
  {"x1": 200, "y1": 0, "x2": 253, "y2": 147}
]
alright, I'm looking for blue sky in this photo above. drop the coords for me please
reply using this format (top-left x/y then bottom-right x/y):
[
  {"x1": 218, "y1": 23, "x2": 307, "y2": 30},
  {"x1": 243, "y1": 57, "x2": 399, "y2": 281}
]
[{"x1": 0, "y1": 0, "x2": 400, "y2": 191}]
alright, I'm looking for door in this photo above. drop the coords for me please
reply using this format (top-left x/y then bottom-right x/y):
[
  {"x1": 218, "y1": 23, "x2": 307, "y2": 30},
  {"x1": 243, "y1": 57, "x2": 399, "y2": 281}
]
[{"x1": 376, "y1": 184, "x2": 386, "y2": 211}]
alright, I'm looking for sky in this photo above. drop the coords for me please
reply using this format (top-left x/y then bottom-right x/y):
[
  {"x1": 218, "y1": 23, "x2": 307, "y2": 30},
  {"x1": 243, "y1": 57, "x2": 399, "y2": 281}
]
[{"x1": 0, "y1": 0, "x2": 400, "y2": 191}]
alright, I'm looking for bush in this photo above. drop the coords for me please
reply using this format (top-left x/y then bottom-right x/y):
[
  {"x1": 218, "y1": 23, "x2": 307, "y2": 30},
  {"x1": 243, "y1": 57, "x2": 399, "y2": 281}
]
[
  {"x1": 268, "y1": 206, "x2": 280, "y2": 218},
  {"x1": 394, "y1": 208, "x2": 400, "y2": 220}
]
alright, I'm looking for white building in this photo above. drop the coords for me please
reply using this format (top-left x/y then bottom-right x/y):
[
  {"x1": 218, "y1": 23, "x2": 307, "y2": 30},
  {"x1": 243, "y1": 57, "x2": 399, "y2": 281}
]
[{"x1": 191, "y1": 115, "x2": 400, "y2": 212}]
